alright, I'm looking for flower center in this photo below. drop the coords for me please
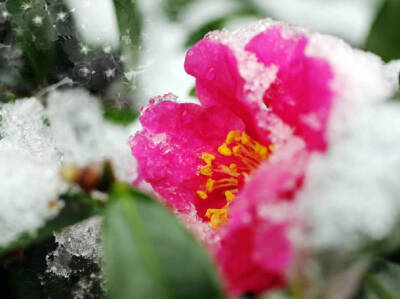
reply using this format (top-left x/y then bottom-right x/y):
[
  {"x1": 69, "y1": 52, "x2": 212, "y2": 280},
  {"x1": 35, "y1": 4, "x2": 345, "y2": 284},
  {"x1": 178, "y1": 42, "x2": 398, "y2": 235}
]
[{"x1": 196, "y1": 130, "x2": 274, "y2": 229}]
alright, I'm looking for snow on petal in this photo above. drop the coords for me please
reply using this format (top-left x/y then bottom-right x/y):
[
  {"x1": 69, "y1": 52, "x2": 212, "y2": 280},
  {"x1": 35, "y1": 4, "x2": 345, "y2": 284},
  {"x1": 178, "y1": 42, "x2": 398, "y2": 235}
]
[
  {"x1": 305, "y1": 31, "x2": 395, "y2": 143},
  {"x1": 245, "y1": 26, "x2": 334, "y2": 151}
]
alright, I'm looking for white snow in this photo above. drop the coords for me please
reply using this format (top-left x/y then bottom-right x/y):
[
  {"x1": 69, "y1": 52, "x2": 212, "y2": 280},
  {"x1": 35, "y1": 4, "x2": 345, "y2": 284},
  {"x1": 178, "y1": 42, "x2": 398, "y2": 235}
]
[
  {"x1": 0, "y1": 99, "x2": 62, "y2": 246},
  {"x1": 299, "y1": 103, "x2": 400, "y2": 250},
  {"x1": 46, "y1": 88, "x2": 138, "y2": 183},
  {"x1": 0, "y1": 90, "x2": 139, "y2": 246},
  {"x1": 254, "y1": 0, "x2": 379, "y2": 46},
  {"x1": 65, "y1": 0, "x2": 119, "y2": 48}
]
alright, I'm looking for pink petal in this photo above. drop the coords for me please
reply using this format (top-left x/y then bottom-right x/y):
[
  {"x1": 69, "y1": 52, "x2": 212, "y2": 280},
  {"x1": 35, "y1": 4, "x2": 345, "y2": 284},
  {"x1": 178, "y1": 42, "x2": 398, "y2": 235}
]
[
  {"x1": 184, "y1": 39, "x2": 265, "y2": 142},
  {"x1": 245, "y1": 26, "x2": 334, "y2": 151},
  {"x1": 216, "y1": 152, "x2": 307, "y2": 294},
  {"x1": 129, "y1": 100, "x2": 245, "y2": 212}
]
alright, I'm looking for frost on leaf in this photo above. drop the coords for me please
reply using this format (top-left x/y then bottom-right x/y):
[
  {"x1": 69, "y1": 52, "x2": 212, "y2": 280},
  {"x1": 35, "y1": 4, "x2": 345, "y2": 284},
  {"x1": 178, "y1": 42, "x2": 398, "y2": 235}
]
[{"x1": 43, "y1": 217, "x2": 105, "y2": 298}]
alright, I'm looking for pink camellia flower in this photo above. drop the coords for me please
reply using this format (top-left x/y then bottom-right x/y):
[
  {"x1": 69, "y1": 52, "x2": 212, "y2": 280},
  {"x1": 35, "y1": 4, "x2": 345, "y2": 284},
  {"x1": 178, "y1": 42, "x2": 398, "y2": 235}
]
[{"x1": 129, "y1": 19, "x2": 395, "y2": 295}]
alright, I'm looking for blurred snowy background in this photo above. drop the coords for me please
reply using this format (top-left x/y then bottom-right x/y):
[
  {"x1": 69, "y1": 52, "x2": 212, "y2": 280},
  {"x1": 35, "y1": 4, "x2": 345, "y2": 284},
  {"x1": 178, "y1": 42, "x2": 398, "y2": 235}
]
[{"x1": 63, "y1": 0, "x2": 382, "y2": 106}]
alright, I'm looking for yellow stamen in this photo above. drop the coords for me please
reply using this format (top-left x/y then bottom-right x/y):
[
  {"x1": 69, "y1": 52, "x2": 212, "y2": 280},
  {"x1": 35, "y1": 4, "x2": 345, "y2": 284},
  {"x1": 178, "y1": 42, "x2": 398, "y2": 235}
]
[
  {"x1": 225, "y1": 190, "x2": 235, "y2": 202},
  {"x1": 201, "y1": 152, "x2": 216, "y2": 163},
  {"x1": 196, "y1": 190, "x2": 208, "y2": 199},
  {"x1": 200, "y1": 164, "x2": 213, "y2": 176},
  {"x1": 241, "y1": 132, "x2": 251, "y2": 145},
  {"x1": 226, "y1": 130, "x2": 241, "y2": 144},
  {"x1": 197, "y1": 130, "x2": 274, "y2": 229},
  {"x1": 206, "y1": 178, "x2": 216, "y2": 192},
  {"x1": 218, "y1": 143, "x2": 232, "y2": 156},
  {"x1": 205, "y1": 208, "x2": 229, "y2": 229},
  {"x1": 255, "y1": 143, "x2": 268, "y2": 158},
  {"x1": 215, "y1": 164, "x2": 240, "y2": 178}
]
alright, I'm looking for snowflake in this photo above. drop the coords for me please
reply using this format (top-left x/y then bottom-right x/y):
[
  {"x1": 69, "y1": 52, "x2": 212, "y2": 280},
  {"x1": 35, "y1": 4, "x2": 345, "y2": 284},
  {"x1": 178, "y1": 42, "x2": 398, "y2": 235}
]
[
  {"x1": 56, "y1": 11, "x2": 67, "y2": 22},
  {"x1": 80, "y1": 45, "x2": 89, "y2": 55},
  {"x1": 103, "y1": 45, "x2": 112, "y2": 54},
  {"x1": 104, "y1": 68, "x2": 115, "y2": 78},
  {"x1": 32, "y1": 15, "x2": 43, "y2": 26},
  {"x1": 21, "y1": 3, "x2": 31, "y2": 10}
]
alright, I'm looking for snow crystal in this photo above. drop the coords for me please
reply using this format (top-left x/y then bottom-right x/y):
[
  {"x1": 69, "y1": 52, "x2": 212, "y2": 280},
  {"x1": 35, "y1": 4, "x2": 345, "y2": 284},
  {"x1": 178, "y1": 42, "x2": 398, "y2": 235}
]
[
  {"x1": 46, "y1": 216, "x2": 102, "y2": 278},
  {"x1": 0, "y1": 98, "x2": 60, "y2": 164},
  {"x1": 0, "y1": 99, "x2": 62, "y2": 246},
  {"x1": 44, "y1": 217, "x2": 105, "y2": 297},
  {"x1": 299, "y1": 103, "x2": 400, "y2": 250}
]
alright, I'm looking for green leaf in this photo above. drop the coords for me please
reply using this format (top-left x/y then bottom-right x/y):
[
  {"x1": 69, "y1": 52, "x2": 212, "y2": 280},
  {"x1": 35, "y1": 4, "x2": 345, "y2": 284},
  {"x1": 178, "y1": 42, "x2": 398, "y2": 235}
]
[
  {"x1": 112, "y1": 0, "x2": 142, "y2": 65},
  {"x1": 0, "y1": 191, "x2": 100, "y2": 256},
  {"x1": 189, "y1": 85, "x2": 196, "y2": 97},
  {"x1": 103, "y1": 183, "x2": 223, "y2": 299},
  {"x1": 356, "y1": 259, "x2": 400, "y2": 299},
  {"x1": 365, "y1": 0, "x2": 400, "y2": 62},
  {"x1": 103, "y1": 105, "x2": 139, "y2": 126}
]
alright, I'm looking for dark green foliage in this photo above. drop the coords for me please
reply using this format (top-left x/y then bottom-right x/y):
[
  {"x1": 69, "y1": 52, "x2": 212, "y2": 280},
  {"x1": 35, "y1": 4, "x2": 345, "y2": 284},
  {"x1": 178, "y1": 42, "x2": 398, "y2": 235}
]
[
  {"x1": 356, "y1": 259, "x2": 400, "y2": 299},
  {"x1": 365, "y1": 0, "x2": 400, "y2": 62},
  {"x1": 1, "y1": 237, "x2": 105, "y2": 299},
  {"x1": 1, "y1": 239, "x2": 56, "y2": 299},
  {"x1": 6, "y1": 0, "x2": 56, "y2": 87},
  {"x1": 103, "y1": 183, "x2": 223, "y2": 299},
  {"x1": 2, "y1": 0, "x2": 125, "y2": 100}
]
